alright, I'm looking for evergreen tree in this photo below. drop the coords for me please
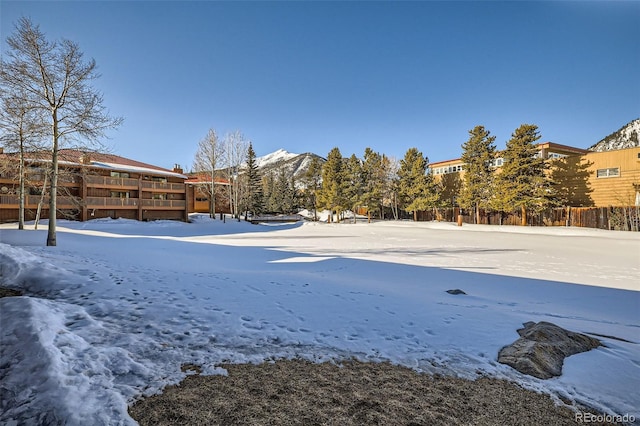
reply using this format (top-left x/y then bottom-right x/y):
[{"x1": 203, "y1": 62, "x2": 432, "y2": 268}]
[
  {"x1": 361, "y1": 148, "x2": 385, "y2": 220},
  {"x1": 244, "y1": 142, "x2": 263, "y2": 217},
  {"x1": 344, "y1": 154, "x2": 364, "y2": 223},
  {"x1": 492, "y1": 124, "x2": 554, "y2": 225},
  {"x1": 317, "y1": 147, "x2": 345, "y2": 222},
  {"x1": 277, "y1": 168, "x2": 295, "y2": 214},
  {"x1": 397, "y1": 148, "x2": 439, "y2": 221},
  {"x1": 459, "y1": 125, "x2": 497, "y2": 224},
  {"x1": 262, "y1": 172, "x2": 277, "y2": 213},
  {"x1": 301, "y1": 156, "x2": 323, "y2": 220}
]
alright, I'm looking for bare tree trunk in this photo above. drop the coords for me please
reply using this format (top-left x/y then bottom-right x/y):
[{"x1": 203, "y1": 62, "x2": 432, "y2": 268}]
[
  {"x1": 392, "y1": 194, "x2": 398, "y2": 220},
  {"x1": 34, "y1": 171, "x2": 48, "y2": 230},
  {"x1": 521, "y1": 205, "x2": 527, "y2": 226},
  {"x1": 47, "y1": 112, "x2": 58, "y2": 246},
  {"x1": 18, "y1": 145, "x2": 25, "y2": 230},
  {"x1": 209, "y1": 171, "x2": 215, "y2": 219}
]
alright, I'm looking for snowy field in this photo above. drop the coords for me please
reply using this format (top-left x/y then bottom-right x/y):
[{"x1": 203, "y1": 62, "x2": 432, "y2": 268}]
[{"x1": 0, "y1": 215, "x2": 638, "y2": 425}]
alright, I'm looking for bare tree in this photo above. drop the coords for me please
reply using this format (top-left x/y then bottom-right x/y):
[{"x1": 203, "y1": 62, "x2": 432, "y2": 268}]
[
  {"x1": 222, "y1": 131, "x2": 248, "y2": 220},
  {"x1": 383, "y1": 155, "x2": 400, "y2": 220},
  {"x1": 193, "y1": 128, "x2": 224, "y2": 218},
  {"x1": 1, "y1": 17, "x2": 122, "y2": 245},
  {"x1": 0, "y1": 88, "x2": 47, "y2": 229}
]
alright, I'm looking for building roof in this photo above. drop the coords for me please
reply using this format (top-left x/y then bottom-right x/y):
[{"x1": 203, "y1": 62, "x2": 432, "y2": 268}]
[
  {"x1": 185, "y1": 172, "x2": 231, "y2": 185},
  {"x1": 538, "y1": 142, "x2": 589, "y2": 155},
  {"x1": 428, "y1": 142, "x2": 588, "y2": 167},
  {"x1": 1, "y1": 149, "x2": 187, "y2": 179},
  {"x1": 429, "y1": 158, "x2": 465, "y2": 167}
]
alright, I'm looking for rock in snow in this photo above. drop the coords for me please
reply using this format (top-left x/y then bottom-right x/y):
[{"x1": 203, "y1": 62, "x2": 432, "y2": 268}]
[{"x1": 498, "y1": 321, "x2": 601, "y2": 379}]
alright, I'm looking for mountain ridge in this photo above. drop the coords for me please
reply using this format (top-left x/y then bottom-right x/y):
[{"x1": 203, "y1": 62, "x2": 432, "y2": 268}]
[
  {"x1": 255, "y1": 150, "x2": 325, "y2": 182},
  {"x1": 589, "y1": 119, "x2": 640, "y2": 152}
]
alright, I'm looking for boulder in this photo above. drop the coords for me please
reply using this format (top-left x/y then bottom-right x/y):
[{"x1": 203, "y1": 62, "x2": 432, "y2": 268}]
[
  {"x1": 446, "y1": 289, "x2": 466, "y2": 295},
  {"x1": 498, "y1": 321, "x2": 601, "y2": 379}
]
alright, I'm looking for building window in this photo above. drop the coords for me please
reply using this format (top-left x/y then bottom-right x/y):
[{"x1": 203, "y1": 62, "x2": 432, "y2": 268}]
[
  {"x1": 489, "y1": 158, "x2": 504, "y2": 167},
  {"x1": 110, "y1": 171, "x2": 130, "y2": 178},
  {"x1": 152, "y1": 193, "x2": 167, "y2": 200},
  {"x1": 596, "y1": 167, "x2": 620, "y2": 178},
  {"x1": 110, "y1": 191, "x2": 130, "y2": 198},
  {"x1": 548, "y1": 152, "x2": 567, "y2": 159}
]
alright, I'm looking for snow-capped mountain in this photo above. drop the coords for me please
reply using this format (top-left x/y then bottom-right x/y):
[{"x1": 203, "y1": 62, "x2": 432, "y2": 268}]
[
  {"x1": 589, "y1": 119, "x2": 640, "y2": 152},
  {"x1": 255, "y1": 149, "x2": 299, "y2": 168},
  {"x1": 256, "y1": 149, "x2": 325, "y2": 182}
]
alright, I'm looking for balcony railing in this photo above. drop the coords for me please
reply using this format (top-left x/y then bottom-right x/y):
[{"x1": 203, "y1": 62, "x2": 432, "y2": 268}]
[
  {"x1": 2, "y1": 194, "x2": 186, "y2": 210},
  {"x1": 141, "y1": 199, "x2": 186, "y2": 209},
  {"x1": 141, "y1": 181, "x2": 185, "y2": 192},
  {"x1": 84, "y1": 175, "x2": 140, "y2": 188},
  {"x1": 86, "y1": 197, "x2": 139, "y2": 208},
  {"x1": 0, "y1": 195, "x2": 77, "y2": 209}
]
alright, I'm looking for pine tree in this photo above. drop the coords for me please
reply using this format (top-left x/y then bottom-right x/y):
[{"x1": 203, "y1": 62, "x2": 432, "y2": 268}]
[
  {"x1": 397, "y1": 148, "x2": 439, "y2": 221},
  {"x1": 459, "y1": 125, "x2": 496, "y2": 224},
  {"x1": 317, "y1": 147, "x2": 345, "y2": 223},
  {"x1": 276, "y1": 168, "x2": 294, "y2": 214},
  {"x1": 300, "y1": 156, "x2": 323, "y2": 220},
  {"x1": 244, "y1": 142, "x2": 263, "y2": 217},
  {"x1": 344, "y1": 154, "x2": 364, "y2": 223},
  {"x1": 361, "y1": 148, "x2": 385, "y2": 220},
  {"x1": 492, "y1": 124, "x2": 555, "y2": 225},
  {"x1": 262, "y1": 172, "x2": 277, "y2": 213}
]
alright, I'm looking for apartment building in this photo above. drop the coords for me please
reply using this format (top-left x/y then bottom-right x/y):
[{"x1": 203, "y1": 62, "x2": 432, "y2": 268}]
[
  {"x1": 185, "y1": 172, "x2": 232, "y2": 215},
  {"x1": 429, "y1": 143, "x2": 640, "y2": 207},
  {"x1": 0, "y1": 149, "x2": 189, "y2": 223},
  {"x1": 582, "y1": 147, "x2": 640, "y2": 206}
]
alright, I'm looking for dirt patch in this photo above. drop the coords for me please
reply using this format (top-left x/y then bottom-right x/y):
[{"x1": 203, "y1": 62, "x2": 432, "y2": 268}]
[
  {"x1": 129, "y1": 359, "x2": 617, "y2": 425},
  {"x1": 0, "y1": 287, "x2": 22, "y2": 298}
]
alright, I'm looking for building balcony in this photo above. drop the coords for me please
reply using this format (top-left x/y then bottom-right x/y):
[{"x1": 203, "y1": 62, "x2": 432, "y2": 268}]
[
  {"x1": 84, "y1": 175, "x2": 139, "y2": 189},
  {"x1": 0, "y1": 195, "x2": 77, "y2": 209},
  {"x1": 85, "y1": 197, "x2": 140, "y2": 209},
  {"x1": 82, "y1": 197, "x2": 186, "y2": 210},
  {"x1": 141, "y1": 181, "x2": 185, "y2": 193},
  {"x1": 141, "y1": 199, "x2": 186, "y2": 209}
]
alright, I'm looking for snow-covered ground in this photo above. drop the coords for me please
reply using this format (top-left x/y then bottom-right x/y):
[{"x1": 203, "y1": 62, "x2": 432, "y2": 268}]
[{"x1": 1, "y1": 216, "x2": 638, "y2": 425}]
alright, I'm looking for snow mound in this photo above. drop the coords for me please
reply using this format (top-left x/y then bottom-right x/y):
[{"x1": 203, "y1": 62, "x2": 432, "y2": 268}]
[{"x1": 1, "y1": 297, "x2": 142, "y2": 426}]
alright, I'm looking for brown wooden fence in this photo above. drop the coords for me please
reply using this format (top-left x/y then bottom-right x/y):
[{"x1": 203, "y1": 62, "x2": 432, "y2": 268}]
[{"x1": 416, "y1": 206, "x2": 640, "y2": 231}]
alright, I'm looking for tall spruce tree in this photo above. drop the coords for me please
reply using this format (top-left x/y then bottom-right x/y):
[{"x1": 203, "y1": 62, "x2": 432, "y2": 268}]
[
  {"x1": 244, "y1": 142, "x2": 263, "y2": 217},
  {"x1": 459, "y1": 125, "x2": 497, "y2": 224},
  {"x1": 397, "y1": 148, "x2": 439, "y2": 221},
  {"x1": 263, "y1": 172, "x2": 277, "y2": 212},
  {"x1": 301, "y1": 156, "x2": 323, "y2": 220},
  {"x1": 344, "y1": 154, "x2": 364, "y2": 223},
  {"x1": 361, "y1": 148, "x2": 385, "y2": 220},
  {"x1": 317, "y1": 147, "x2": 345, "y2": 223},
  {"x1": 492, "y1": 124, "x2": 554, "y2": 225}
]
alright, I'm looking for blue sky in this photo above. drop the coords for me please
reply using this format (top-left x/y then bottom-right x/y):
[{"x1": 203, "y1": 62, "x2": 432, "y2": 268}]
[{"x1": 2, "y1": 1, "x2": 638, "y2": 170}]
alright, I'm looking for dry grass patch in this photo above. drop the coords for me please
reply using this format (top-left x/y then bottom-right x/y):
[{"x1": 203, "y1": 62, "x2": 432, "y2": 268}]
[
  {"x1": 0, "y1": 287, "x2": 22, "y2": 298},
  {"x1": 129, "y1": 359, "x2": 617, "y2": 425}
]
